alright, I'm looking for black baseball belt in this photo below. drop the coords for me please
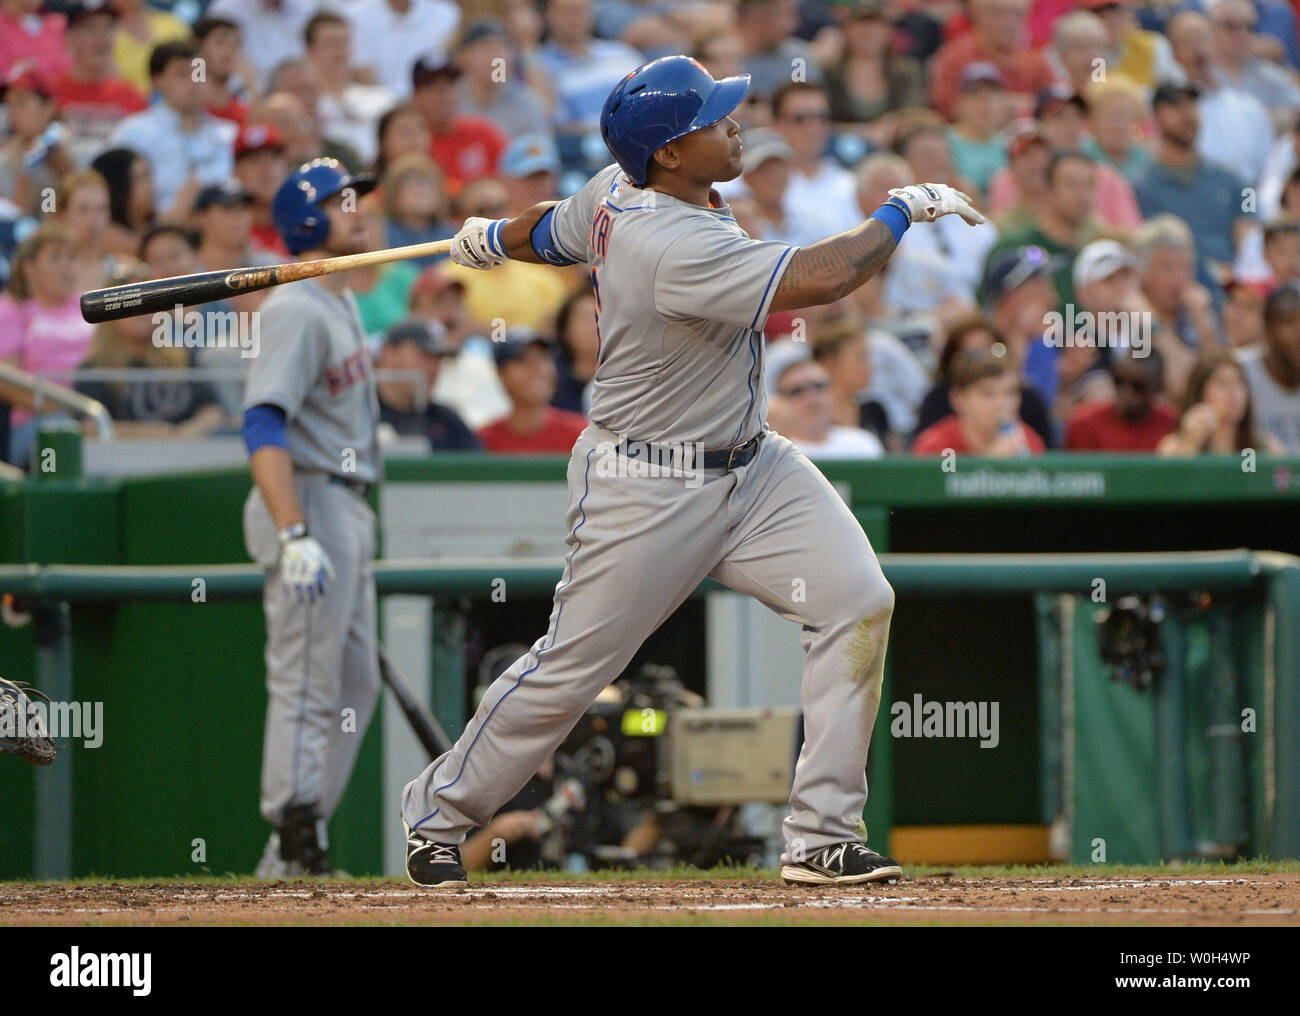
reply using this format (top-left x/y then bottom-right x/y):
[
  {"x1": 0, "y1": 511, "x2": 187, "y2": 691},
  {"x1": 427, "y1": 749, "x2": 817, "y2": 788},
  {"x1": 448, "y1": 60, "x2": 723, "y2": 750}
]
[{"x1": 613, "y1": 430, "x2": 766, "y2": 472}]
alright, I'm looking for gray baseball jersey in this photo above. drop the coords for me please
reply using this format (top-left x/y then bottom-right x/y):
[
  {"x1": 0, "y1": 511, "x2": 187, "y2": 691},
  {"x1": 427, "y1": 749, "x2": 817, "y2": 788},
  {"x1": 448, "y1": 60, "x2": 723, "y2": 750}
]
[
  {"x1": 549, "y1": 164, "x2": 797, "y2": 448},
  {"x1": 403, "y1": 163, "x2": 898, "y2": 866},
  {"x1": 243, "y1": 279, "x2": 382, "y2": 484}
]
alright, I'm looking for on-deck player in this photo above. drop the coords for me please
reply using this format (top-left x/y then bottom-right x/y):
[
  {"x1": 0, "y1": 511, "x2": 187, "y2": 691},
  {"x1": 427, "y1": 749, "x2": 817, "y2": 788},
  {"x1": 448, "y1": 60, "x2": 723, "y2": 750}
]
[
  {"x1": 401, "y1": 56, "x2": 984, "y2": 886},
  {"x1": 242, "y1": 158, "x2": 384, "y2": 877}
]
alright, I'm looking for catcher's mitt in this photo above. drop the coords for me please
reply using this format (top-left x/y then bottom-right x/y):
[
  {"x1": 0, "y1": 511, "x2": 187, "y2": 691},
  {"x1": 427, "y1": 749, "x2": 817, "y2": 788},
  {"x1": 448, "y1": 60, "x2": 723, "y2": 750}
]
[{"x1": 0, "y1": 677, "x2": 57, "y2": 766}]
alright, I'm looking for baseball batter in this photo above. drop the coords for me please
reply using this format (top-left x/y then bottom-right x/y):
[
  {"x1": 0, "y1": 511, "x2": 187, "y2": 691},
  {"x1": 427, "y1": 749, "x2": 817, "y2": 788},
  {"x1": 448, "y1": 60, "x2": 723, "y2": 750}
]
[
  {"x1": 401, "y1": 56, "x2": 983, "y2": 886},
  {"x1": 242, "y1": 158, "x2": 383, "y2": 878}
]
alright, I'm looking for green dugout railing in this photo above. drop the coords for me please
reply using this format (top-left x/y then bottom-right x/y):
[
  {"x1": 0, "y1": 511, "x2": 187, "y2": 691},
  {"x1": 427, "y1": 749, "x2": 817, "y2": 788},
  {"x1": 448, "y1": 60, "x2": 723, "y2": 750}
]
[{"x1": 2, "y1": 550, "x2": 1298, "y2": 875}]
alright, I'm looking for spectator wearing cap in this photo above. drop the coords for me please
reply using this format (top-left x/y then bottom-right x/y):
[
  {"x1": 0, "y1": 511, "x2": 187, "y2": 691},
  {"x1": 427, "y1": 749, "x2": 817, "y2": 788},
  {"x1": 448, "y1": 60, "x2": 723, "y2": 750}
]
[
  {"x1": 1240, "y1": 283, "x2": 1300, "y2": 450},
  {"x1": 1263, "y1": 219, "x2": 1300, "y2": 285},
  {"x1": 1084, "y1": 0, "x2": 1184, "y2": 91},
  {"x1": 1065, "y1": 346, "x2": 1179, "y2": 451},
  {"x1": 206, "y1": 0, "x2": 314, "y2": 83},
  {"x1": 376, "y1": 318, "x2": 481, "y2": 451},
  {"x1": 896, "y1": 122, "x2": 1000, "y2": 299},
  {"x1": 855, "y1": 152, "x2": 973, "y2": 325},
  {"x1": 232, "y1": 122, "x2": 289, "y2": 257},
  {"x1": 947, "y1": 63, "x2": 1011, "y2": 198},
  {"x1": 1, "y1": 0, "x2": 67, "y2": 78},
  {"x1": 1222, "y1": 274, "x2": 1272, "y2": 348},
  {"x1": 986, "y1": 122, "x2": 1049, "y2": 227},
  {"x1": 500, "y1": 134, "x2": 561, "y2": 217},
  {"x1": 764, "y1": 340, "x2": 884, "y2": 458},
  {"x1": 735, "y1": 0, "x2": 822, "y2": 100},
  {"x1": 109, "y1": 40, "x2": 237, "y2": 216},
  {"x1": 304, "y1": 11, "x2": 395, "y2": 168},
  {"x1": 551, "y1": 287, "x2": 599, "y2": 415},
  {"x1": 1135, "y1": 215, "x2": 1222, "y2": 396},
  {"x1": 1167, "y1": 10, "x2": 1273, "y2": 187},
  {"x1": 411, "y1": 55, "x2": 508, "y2": 192},
  {"x1": 986, "y1": 150, "x2": 1101, "y2": 316},
  {"x1": 914, "y1": 314, "x2": 1054, "y2": 448},
  {"x1": 381, "y1": 153, "x2": 454, "y2": 267},
  {"x1": 929, "y1": 0, "x2": 1055, "y2": 121},
  {"x1": 1081, "y1": 77, "x2": 1153, "y2": 183},
  {"x1": 408, "y1": 264, "x2": 511, "y2": 428},
  {"x1": 194, "y1": 16, "x2": 250, "y2": 126},
  {"x1": 348, "y1": 0, "x2": 460, "y2": 98},
  {"x1": 732, "y1": 128, "x2": 797, "y2": 244},
  {"x1": 478, "y1": 330, "x2": 588, "y2": 454},
  {"x1": 1161, "y1": 350, "x2": 1282, "y2": 455},
  {"x1": 810, "y1": 317, "x2": 895, "y2": 450},
  {"x1": 50, "y1": 0, "x2": 146, "y2": 166},
  {"x1": 772, "y1": 82, "x2": 860, "y2": 246},
  {"x1": 109, "y1": 0, "x2": 189, "y2": 96},
  {"x1": 1046, "y1": 10, "x2": 1110, "y2": 98},
  {"x1": 1032, "y1": 84, "x2": 1142, "y2": 230},
  {"x1": 978, "y1": 245, "x2": 1059, "y2": 435},
  {"x1": 74, "y1": 256, "x2": 227, "y2": 438},
  {"x1": 1133, "y1": 82, "x2": 1256, "y2": 289},
  {"x1": 456, "y1": 16, "x2": 550, "y2": 140},
  {"x1": 0, "y1": 66, "x2": 70, "y2": 217},
  {"x1": 444, "y1": 178, "x2": 572, "y2": 331},
  {"x1": 1208, "y1": 0, "x2": 1300, "y2": 130},
  {"x1": 912, "y1": 348, "x2": 1046, "y2": 455},
  {"x1": 195, "y1": 180, "x2": 262, "y2": 274},
  {"x1": 534, "y1": 0, "x2": 642, "y2": 135},
  {"x1": 821, "y1": 0, "x2": 926, "y2": 125},
  {"x1": 90, "y1": 146, "x2": 153, "y2": 255}
]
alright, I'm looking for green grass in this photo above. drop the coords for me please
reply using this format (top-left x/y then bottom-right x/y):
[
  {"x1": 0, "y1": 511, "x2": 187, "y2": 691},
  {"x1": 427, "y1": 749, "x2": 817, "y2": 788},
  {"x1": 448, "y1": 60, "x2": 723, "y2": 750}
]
[{"x1": 4, "y1": 857, "x2": 1298, "y2": 888}]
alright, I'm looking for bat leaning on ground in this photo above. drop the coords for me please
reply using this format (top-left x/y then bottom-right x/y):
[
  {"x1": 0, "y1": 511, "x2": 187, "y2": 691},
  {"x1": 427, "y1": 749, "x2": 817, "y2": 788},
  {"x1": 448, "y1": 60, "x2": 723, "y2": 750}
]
[
  {"x1": 378, "y1": 646, "x2": 454, "y2": 760},
  {"x1": 79, "y1": 238, "x2": 455, "y2": 324}
]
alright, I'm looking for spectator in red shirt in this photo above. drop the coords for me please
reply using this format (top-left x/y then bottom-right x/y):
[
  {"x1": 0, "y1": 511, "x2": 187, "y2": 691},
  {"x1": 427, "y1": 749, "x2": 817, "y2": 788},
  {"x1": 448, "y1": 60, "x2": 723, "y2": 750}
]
[
  {"x1": 49, "y1": 0, "x2": 146, "y2": 165},
  {"x1": 1064, "y1": 347, "x2": 1179, "y2": 452},
  {"x1": 194, "y1": 16, "x2": 248, "y2": 126},
  {"x1": 930, "y1": 0, "x2": 1055, "y2": 120},
  {"x1": 0, "y1": 0, "x2": 69, "y2": 78},
  {"x1": 478, "y1": 330, "x2": 588, "y2": 454},
  {"x1": 410, "y1": 55, "x2": 506, "y2": 193},
  {"x1": 913, "y1": 348, "x2": 1046, "y2": 456},
  {"x1": 232, "y1": 122, "x2": 290, "y2": 256}
]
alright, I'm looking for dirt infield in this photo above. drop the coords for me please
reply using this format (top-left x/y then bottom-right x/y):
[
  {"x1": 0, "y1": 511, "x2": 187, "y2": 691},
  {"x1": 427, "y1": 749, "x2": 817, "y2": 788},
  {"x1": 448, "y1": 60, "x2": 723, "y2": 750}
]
[{"x1": 3, "y1": 872, "x2": 1299, "y2": 926}]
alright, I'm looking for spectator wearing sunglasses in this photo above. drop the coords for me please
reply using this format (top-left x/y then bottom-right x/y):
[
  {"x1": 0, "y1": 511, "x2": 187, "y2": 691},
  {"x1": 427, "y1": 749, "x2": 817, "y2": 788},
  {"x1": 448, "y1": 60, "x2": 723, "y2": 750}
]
[
  {"x1": 765, "y1": 341, "x2": 884, "y2": 460},
  {"x1": 772, "y1": 82, "x2": 860, "y2": 247},
  {"x1": 1064, "y1": 346, "x2": 1178, "y2": 451}
]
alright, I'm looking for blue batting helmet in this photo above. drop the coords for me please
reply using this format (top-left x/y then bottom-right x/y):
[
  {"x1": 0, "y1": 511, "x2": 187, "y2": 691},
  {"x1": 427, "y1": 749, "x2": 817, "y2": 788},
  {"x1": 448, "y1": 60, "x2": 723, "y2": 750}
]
[
  {"x1": 271, "y1": 158, "x2": 377, "y2": 255},
  {"x1": 600, "y1": 55, "x2": 750, "y2": 187}
]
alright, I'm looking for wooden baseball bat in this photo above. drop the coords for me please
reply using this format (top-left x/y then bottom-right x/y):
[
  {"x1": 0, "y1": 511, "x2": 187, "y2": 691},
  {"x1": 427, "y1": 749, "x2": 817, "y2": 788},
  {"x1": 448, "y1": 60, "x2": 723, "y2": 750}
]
[{"x1": 79, "y1": 237, "x2": 456, "y2": 324}]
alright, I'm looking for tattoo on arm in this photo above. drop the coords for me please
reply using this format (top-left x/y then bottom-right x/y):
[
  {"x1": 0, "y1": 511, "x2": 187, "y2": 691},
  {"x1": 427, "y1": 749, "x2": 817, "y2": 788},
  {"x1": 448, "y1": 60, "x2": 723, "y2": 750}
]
[{"x1": 770, "y1": 219, "x2": 897, "y2": 313}]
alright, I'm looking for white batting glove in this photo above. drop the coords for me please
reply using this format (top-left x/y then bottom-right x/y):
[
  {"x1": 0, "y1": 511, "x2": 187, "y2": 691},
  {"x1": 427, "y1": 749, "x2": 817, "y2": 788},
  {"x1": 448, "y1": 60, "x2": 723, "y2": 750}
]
[
  {"x1": 278, "y1": 530, "x2": 335, "y2": 604},
  {"x1": 450, "y1": 216, "x2": 509, "y2": 270},
  {"x1": 887, "y1": 183, "x2": 986, "y2": 226}
]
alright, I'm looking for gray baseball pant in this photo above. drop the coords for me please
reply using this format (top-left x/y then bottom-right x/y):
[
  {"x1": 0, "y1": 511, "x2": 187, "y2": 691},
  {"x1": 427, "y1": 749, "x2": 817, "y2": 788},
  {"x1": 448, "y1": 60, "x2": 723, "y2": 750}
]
[
  {"x1": 402, "y1": 424, "x2": 894, "y2": 853},
  {"x1": 245, "y1": 473, "x2": 381, "y2": 826}
]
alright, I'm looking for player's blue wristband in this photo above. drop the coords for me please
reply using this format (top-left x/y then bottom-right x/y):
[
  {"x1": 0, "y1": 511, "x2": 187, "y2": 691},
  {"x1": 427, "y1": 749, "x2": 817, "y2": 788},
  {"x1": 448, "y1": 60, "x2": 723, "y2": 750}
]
[
  {"x1": 869, "y1": 199, "x2": 911, "y2": 244},
  {"x1": 242, "y1": 403, "x2": 288, "y2": 454},
  {"x1": 529, "y1": 207, "x2": 580, "y2": 266},
  {"x1": 485, "y1": 218, "x2": 508, "y2": 260}
]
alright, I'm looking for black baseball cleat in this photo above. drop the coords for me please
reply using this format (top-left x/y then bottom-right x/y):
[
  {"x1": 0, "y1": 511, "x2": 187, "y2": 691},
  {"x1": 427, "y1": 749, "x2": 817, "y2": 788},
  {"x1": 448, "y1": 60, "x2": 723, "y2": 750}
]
[
  {"x1": 404, "y1": 822, "x2": 468, "y2": 888},
  {"x1": 781, "y1": 841, "x2": 903, "y2": 885}
]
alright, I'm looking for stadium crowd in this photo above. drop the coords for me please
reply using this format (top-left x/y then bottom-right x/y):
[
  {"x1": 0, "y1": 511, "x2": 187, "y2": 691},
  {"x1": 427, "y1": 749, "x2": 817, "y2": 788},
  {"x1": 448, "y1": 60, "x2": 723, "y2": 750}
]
[{"x1": 4, "y1": 0, "x2": 1300, "y2": 467}]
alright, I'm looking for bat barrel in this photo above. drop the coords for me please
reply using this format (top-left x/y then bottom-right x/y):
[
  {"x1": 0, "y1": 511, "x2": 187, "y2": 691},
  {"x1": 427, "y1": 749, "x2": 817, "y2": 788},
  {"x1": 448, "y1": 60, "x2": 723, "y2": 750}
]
[{"x1": 80, "y1": 265, "x2": 283, "y2": 324}]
